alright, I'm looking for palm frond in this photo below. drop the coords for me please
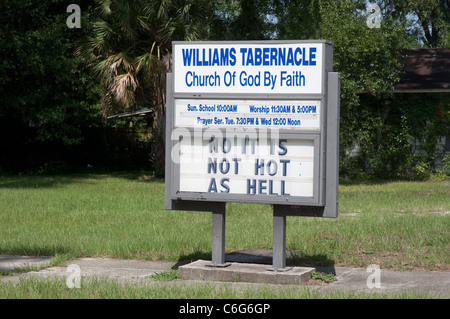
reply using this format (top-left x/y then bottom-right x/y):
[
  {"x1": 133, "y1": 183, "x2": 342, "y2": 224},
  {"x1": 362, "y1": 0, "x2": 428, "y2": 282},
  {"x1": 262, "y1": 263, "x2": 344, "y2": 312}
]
[
  {"x1": 112, "y1": 72, "x2": 139, "y2": 107},
  {"x1": 78, "y1": 0, "x2": 209, "y2": 117},
  {"x1": 96, "y1": 0, "x2": 112, "y2": 16}
]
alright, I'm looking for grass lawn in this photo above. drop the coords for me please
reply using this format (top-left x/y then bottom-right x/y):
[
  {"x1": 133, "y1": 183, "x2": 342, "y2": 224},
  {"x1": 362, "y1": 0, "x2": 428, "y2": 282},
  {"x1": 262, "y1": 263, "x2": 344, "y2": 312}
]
[
  {"x1": 0, "y1": 277, "x2": 440, "y2": 299},
  {"x1": 0, "y1": 172, "x2": 448, "y2": 272}
]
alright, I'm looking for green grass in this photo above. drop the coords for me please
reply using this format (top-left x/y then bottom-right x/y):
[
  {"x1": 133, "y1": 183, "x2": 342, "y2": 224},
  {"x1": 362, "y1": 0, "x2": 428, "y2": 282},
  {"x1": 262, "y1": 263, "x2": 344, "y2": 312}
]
[
  {"x1": 0, "y1": 172, "x2": 210, "y2": 261},
  {"x1": 0, "y1": 172, "x2": 448, "y2": 271},
  {"x1": 0, "y1": 277, "x2": 443, "y2": 299},
  {"x1": 149, "y1": 269, "x2": 181, "y2": 281},
  {"x1": 311, "y1": 271, "x2": 338, "y2": 283}
]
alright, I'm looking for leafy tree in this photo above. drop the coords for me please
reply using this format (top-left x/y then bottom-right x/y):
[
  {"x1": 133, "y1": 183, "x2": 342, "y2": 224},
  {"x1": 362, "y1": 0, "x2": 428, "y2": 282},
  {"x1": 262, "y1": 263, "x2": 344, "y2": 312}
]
[
  {"x1": 209, "y1": 0, "x2": 275, "y2": 40},
  {"x1": 231, "y1": 0, "x2": 275, "y2": 40},
  {"x1": 318, "y1": 1, "x2": 407, "y2": 175},
  {"x1": 273, "y1": 0, "x2": 321, "y2": 40},
  {"x1": 0, "y1": 0, "x2": 103, "y2": 172},
  {"x1": 208, "y1": 0, "x2": 240, "y2": 40},
  {"x1": 317, "y1": 0, "x2": 449, "y2": 177},
  {"x1": 77, "y1": 0, "x2": 210, "y2": 176},
  {"x1": 375, "y1": 0, "x2": 450, "y2": 47},
  {"x1": 270, "y1": 0, "x2": 410, "y2": 177}
]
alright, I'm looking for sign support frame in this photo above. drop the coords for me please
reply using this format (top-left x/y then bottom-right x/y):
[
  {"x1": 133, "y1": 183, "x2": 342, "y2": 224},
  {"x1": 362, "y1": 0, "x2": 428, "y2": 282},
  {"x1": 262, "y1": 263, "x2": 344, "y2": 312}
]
[
  {"x1": 165, "y1": 41, "x2": 340, "y2": 271},
  {"x1": 267, "y1": 211, "x2": 292, "y2": 272},
  {"x1": 210, "y1": 208, "x2": 230, "y2": 267}
]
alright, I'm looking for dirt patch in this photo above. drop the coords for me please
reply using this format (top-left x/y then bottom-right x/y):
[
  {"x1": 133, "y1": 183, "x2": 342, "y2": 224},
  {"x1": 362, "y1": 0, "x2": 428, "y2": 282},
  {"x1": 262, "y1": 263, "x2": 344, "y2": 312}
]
[
  {"x1": 304, "y1": 278, "x2": 329, "y2": 286},
  {"x1": 412, "y1": 207, "x2": 450, "y2": 216}
]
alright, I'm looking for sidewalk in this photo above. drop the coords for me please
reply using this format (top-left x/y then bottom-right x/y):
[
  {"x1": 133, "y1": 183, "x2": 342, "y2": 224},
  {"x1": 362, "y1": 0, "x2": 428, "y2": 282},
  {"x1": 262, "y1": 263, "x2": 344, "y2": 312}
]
[{"x1": 1, "y1": 251, "x2": 449, "y2": 297}]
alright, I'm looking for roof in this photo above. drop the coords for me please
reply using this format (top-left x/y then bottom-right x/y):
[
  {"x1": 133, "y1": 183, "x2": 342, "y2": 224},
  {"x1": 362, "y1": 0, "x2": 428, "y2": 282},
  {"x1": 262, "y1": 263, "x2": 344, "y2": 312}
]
[{"x1": 395, "y1": 48, "x2": 450, "y2": 92}]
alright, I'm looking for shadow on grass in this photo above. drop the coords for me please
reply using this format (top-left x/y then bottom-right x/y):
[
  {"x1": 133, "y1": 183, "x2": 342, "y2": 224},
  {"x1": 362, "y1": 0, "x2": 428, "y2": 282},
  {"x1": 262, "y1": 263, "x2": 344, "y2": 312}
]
[
  {"x1": 338, "y1": 177, "x2": 417, "y2": 186},
  {"x1": 0, "y1": 170, "x2": 162, "y2": 189},
  {"x1": 172, "y1": 250, "x2": 212, "y2": 270},
  {"x1": 288, "y1": 251, "x2": 337, "y2": 275},
  {"x1": 0, "y1": 174, "x2": 79, "y2": 189},
  {"x1": 0, "y1": 244, "x2": 75, "y2": 257}
]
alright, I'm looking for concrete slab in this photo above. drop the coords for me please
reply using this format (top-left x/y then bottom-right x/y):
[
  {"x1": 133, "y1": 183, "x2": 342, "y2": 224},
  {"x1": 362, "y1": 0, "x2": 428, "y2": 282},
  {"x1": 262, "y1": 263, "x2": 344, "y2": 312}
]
[
  {"x1": 1, "y1": 256, "x2": 179, "y2": 284},
  {"x1": 178, "y1": 259, "x2": 315, "y2": 285},
  {"x1": 1, "y1": 253, "x2": 448, "y2": 297},
  {"x1": 0, "y1": 255, "x2": 52, "y2": 272},
  {"x1": 57, "y1": 258, "x2": 171, "y2": 280},
  {"x1": 321, "y1": 267, "x2": 450, "y2": 296}
]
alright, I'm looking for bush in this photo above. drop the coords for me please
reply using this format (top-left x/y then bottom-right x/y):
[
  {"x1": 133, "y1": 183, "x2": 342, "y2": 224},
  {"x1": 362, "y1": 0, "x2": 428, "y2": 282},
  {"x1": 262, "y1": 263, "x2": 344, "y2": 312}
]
[
  {"x1": 435, "y1": 154, "x2": 450, "y2": 180},
  {"x1": 340, "y1": 93, "x2": 449, "y2": 180}
]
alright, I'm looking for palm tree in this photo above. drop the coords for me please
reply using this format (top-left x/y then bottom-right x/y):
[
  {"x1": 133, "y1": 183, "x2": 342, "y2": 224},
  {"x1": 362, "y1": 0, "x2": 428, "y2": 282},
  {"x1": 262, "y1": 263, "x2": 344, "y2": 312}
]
[{"x1": 77, "y1": 0, "x2": 210, "y2": 175}]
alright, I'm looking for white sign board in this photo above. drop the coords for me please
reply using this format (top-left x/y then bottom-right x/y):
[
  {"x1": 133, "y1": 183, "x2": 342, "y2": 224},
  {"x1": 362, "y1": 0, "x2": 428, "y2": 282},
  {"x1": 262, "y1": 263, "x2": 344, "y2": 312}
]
[
  {"x1": 173, "y1": 43, "x2": 324, "y2": 94},
  {"x1": 166, "y1": 41, "x2": 338, "y2": 216},
  {"x1": 166, "y1": 40, "x2": 339, "y2": 271},
  {"x1": 179, "y1": 137, "x2": 315, "y2": 197}
]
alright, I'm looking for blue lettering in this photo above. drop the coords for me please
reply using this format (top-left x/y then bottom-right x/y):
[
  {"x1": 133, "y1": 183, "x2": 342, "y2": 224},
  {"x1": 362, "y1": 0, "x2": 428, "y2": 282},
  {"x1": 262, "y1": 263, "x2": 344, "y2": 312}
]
[
  {"x1": 209, "y1": 137, "x2": 218, "y2": 153},
  {"x1": 310, "y1": 47, "x2": 317, "y2": 65},
  {"x1": 268, "y1": 180, "x2": 278, "y2": 195},
  {"x1": 182, "y1": 49, "x2": 193, "y2": 66},
  {"x1": 187, "y1": 46, "x2": 318, "y2": 68},
  {"x1": 286, "y1": 48, "x2": 294, "y2": 65},
  {"x1": 247, "y1": 48, "x2": 254, "y2": 65},
  {"x1": 240, "y1": 48, "x2": 247, "y2": 65},
  {"x1": 202, "y1": 48, "x2": 208, "y2": 66},
  {"x1": 222, "y1": 138, "x2": 231, "y2": 153},
  {"x1": 270, "y1": 48, "x2": 277, "y2": 65},
  {"x1": 267, "y1": 160, "x2": 278, "y2": 176},
  {"x1": 255, "y1": 48, "x2": 262, "y2": 65},
  {"x1": 220, "y1": 178, "x2": 230, "y2": 193},
  {"x1": 247, "y1": 179, "x2": 257, "y2": 194},
  {"x1": 278, "y1": 139, "x2": 287, "y2": 156},
  {"x1": 258, "y1": 179, "x2": 267, "y2": 194},
  {"x1": 255, "y1": 159, "x2": 264, "y2": 175},
  {"x1": 295, "y1": 47, "x2": 302, "y2": 66},
  {"x1": 232, "y1": 158, "x2": 241, "y2": 174},
  {"x1": 281, "y1": 180, "x2": 290, "y2": 195},
  {"x1": 208, "y1": 158, "x2": 217, "y2": 173},
  {"x1": 219, "y1": 158, "x2": 230, "y2": 174},
  {"x1": 186, "y1": 71, "x2": 193, "y2": 87},
  {"x1": 212, "y1": 49, "x2": 220, "y2": 65},
  {"x1": 278, "y1": 48, "x2": 286, "y2": 65},
  {"x1": 302, "y1": 47, "x2": 308, "y2": 66},
  {"x1": 208, "y1": 178, "x2": 217, "y2": 192},
  {"x1": 195, "y1": 48, "x2": 202, "y2": 66},
  {"x1": 229, "y1": 48, "x2": 236, "y2": 66},
  {"x1": 263, "y1": 48, "x2": 270, "y2": 66},
  {"x1": 280, "y1": 159, "x2": 290, "y2": 176}
]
